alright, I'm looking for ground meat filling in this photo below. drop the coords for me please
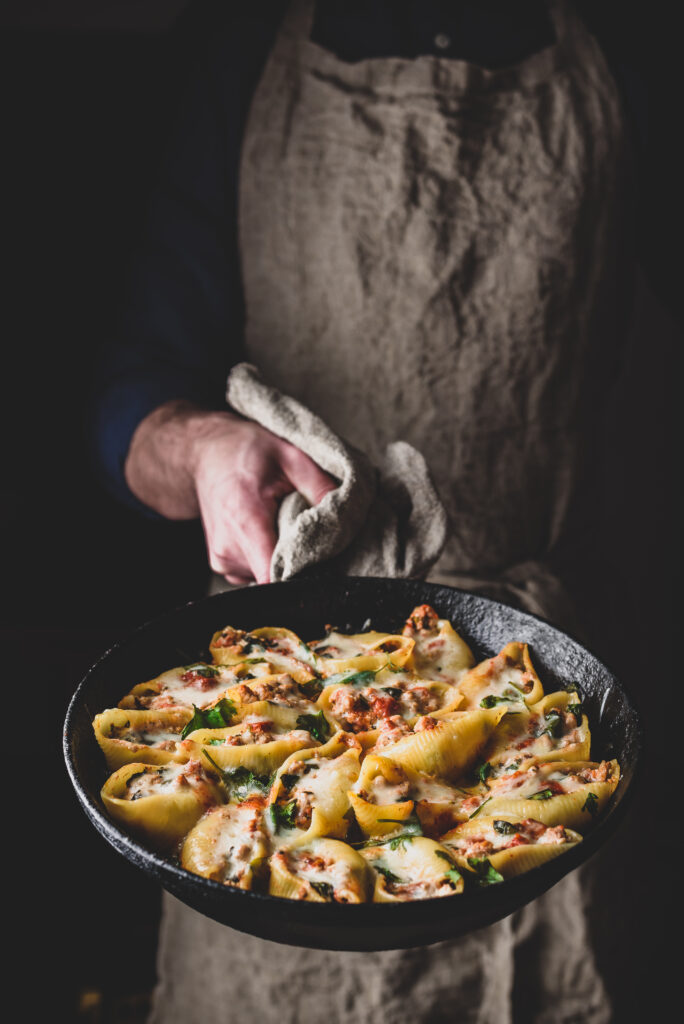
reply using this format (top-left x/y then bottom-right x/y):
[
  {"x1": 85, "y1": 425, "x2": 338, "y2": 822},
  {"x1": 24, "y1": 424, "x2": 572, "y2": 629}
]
[
  {"x1": 403, "y1": 605, "x2": 440, "y2": 637},
  {"x1": 328, "y1": 684, "x2": 441, "y2": 734},
  {"x1": 110, "y1": 720, "x2": 182, "y2": 752},
  {"x1": 450, "y1": 819, "x2": 569, "y2": 859},
  {"x1": 231, "y1": 674, "x2": 315, "y2": 708},
  {"x1": 125, "y1": 759, "x2": 215, "y2": 803}
]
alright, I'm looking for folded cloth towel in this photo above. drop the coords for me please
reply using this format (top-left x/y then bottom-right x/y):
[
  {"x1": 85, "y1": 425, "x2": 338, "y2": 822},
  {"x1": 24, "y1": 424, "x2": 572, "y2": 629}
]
[{"x1": 226, "y1": 363, "x2": 448, "y2": 580}]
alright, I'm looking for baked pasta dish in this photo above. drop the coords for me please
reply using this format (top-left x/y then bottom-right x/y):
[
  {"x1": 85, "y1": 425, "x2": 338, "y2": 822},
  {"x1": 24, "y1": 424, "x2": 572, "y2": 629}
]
[{"x1": 93, "y1": 605, "x2": 619, "y2": 903}]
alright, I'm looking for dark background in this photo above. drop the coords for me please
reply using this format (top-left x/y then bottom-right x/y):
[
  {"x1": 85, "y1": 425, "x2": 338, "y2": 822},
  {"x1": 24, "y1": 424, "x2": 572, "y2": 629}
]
[{"x1": 3, "y1": 2, "x2": 679, "y2": 1021}]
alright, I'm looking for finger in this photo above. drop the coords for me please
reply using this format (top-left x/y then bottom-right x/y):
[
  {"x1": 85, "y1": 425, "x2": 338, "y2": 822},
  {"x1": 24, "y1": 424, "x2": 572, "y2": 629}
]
[
  {"x1": 237, "y1": 500, "x2": 279, "y2": 585},
  {"x1": 277, "y1": 442, "x2": 338, "y2": 506}
]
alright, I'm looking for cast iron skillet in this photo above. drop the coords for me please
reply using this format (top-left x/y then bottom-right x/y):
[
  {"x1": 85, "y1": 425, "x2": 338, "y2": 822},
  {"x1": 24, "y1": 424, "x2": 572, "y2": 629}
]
[{"x1": 63, "y1": 576, "x2": 641, "y2": 951}]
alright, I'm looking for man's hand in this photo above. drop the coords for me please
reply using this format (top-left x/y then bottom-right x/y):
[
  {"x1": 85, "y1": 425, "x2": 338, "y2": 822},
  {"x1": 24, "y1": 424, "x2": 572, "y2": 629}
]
[{"x1": 125, "y1": 400, "x2": 337, "y2": 584}]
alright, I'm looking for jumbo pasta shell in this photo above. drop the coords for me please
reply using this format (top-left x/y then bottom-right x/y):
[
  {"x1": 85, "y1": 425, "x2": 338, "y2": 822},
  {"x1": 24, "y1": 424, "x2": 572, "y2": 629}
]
[
  {"x1": 101, "y1": 762, "x2": 223, "y2": 851},
  {"x1": 93, "y1": 707, "x2": 192, "y2": 769},
  {"x1": 381, "y1": 707, "x2": 507, "y2": 778}
]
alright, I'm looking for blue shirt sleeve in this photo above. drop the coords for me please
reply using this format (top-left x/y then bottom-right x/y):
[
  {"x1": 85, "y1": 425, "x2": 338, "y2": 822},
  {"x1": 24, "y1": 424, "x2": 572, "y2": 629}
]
[{"x1": 90, "y1": 8, "x2": 285, "y2": 512}]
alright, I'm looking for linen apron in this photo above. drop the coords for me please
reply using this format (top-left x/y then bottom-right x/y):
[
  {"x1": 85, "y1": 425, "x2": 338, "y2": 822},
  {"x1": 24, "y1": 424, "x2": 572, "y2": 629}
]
[{"x1": 150, "y1": 2, "x2": 630, "y2": 1020}]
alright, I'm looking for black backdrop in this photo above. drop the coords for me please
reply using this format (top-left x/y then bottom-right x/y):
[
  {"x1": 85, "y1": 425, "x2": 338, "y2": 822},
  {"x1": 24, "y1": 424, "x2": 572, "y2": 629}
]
[{"x1": 3, "y1": 2, "x2": 680, "y2": 1021}]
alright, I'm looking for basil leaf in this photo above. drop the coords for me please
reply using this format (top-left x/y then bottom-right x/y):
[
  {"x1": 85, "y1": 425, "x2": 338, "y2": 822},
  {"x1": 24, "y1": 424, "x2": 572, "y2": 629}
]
[
  {"x1": 222, "y1": 765, "x2": 272, "y2": 800},
  {"x1": 468, "y1": 796, "x2": 492, "y2": 819},
  {"x1": 279, "y1": 773, "x2": 299, "y2": 793},
  {"x1": 180, "y1": 697, "x2": 237, "y2": 739},
  {"x1": 477, "y1": 762, "x2": 494, "y2": 784},
  {"x1": 539, "y1": 710, "x2": 562, "y2": 739},
  {"x1": 530, "y1": 788, "x2": 554, "y2": 801},
  {"x1": 295, "y1": 711, "x2": 331, "y2": 744},
  {"x1": 480, "y1": 694, "x2": 521, "y2": 709},
  {"x1": 201, "y1": 750, "x2": 272, "y2": 800},
  {"x1": 434, "y1": 850, "x2": 462, "y2": 887},
  {"x1": 493, "y1": 819, "x2": 519, "y2": 835},
  {"x1": 582, "y1": 792, "x2": 599, "y2": 816},
  {"x1": 298, "y1": 678, "x2": 324, "y2": 700},
  {"x1": 323, "y1": 670, "x2": 378, "y2": 688},
  {"x1": 567, "y1": 702, "x2": 582, "y2": 725},
  {"x1": 375, "y1": 865, "x2": 401, "y2": 884},
  {"x1": 310, "y1": 881, "x2": 334, "y2": 900},
  {"x1": 467, "y1": 857, "x2": 504, "y2": 886},
  {"x1": 183, "y1": 663, "x2": 220, "y2": 677},
  {"x1": 377, "y1": 813, "x2": 423, "y2": 849},
  {"x1": 270, "y1": 799, "x2": 298, "y2": 832}
]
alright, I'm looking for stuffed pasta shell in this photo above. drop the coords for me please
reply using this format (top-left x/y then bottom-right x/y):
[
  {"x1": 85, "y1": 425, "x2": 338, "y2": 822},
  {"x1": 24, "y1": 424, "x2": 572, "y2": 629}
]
[
  {"x1": 311, "y1": 627, "x2": 414, "y2": 675},
  {"x1": 361, "y1": 837, "x2": 464, "y2": 901},
  {"x1": 481, "y1": 690, "x2": 591, "y2": 773},
  {"x1": 181, "y1": 797, "x2": 270, "y2": 889},
  {"x1": 269, "y1": 838, "x2": 370, "y2": 903},
  {"x1": 441, "y1": 815, "x2": 582, "y2": 879},
  {"x1": 318, "y1": 666, "x2": 461, "y2": 746},
  {"x1": 402, "y1": 604, "x2": 475, "y2": 682},
  {"x1": 461, "y1": 759, "x2": 620, "y2": 828},
  {"x1": 101, "y1": 759, "x2": 223, "y2": 851},
  {"x1": 349, "y1": 754, "x2": 465, "y2": 839},
  {"x1": 209, "y1": 626, "x2": 319, "y2": 683},
  {"x1": 455, "y1": 642, "x2": 545, "y2": 710},
  {"x1": 268, "y1": 734, "x2": 362, "y2": 842},
  {"x1": 118, "y1": 662, "x2": 240, "y2": 712},
  {"x1": 93, "y1": 707, "x2": 193, "y2": 769},
  {"x1": 378, "y1": 707, "x2": 507, "y2": 779},
  {"x1": 180, "y1": 703, "x2": 333, "y2": 776}
]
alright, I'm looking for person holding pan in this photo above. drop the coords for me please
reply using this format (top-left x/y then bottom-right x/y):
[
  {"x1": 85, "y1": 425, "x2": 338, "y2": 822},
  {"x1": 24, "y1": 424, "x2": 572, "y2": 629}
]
[{"x1": 93, "y1": 2, "x2": 660, "y2": 1020}]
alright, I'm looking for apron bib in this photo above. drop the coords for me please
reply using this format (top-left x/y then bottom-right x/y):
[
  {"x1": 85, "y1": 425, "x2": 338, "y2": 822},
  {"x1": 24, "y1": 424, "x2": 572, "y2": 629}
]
[{"x1": 151, "y1": 3, "x2": 629, "y2": 1021}]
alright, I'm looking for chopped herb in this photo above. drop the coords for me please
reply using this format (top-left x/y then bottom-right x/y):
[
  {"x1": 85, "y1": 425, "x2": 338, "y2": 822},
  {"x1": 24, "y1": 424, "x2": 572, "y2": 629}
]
[
  {"x1": 299, "y1": 678, "x2": 324, "y2": 700},
  {"x1": 310, "y1": 881, "x2": 334, "y2": 900},
  {"x1": 564, "y1": 681, "x2": 581, "y2": 695},
  {"x1": 382, "y1": 687, "x2": 403, "y2": 699},
  {"x1": 582, "y1": 792, "x2": 599, "y2": 816},
  {"x1": 567, "y1": 702, "x2": 582, "y2": 725},
  {"x1": 467, "y1": 857, "x2": 504, "y2": 886},
  {"x1": 205, "y1": 738, "x2": 225, "y2": 746},
  {"x1": 434, "y1": 850, "x2": 462, "y2": 888},
  {"x1": 270, "y1": 799, "x2": 298, "y2": 832},
  {"x1": 443, "y1": 868, "x2": 462, "y2": 888},
  {"x1": 375, "y1": 865, "x2": 401, "y2": 885},
  {"x1": 477, "y1": 762, "x2": 494, "y2": 784},
  {"x1": 181, "y1": 698, "x2": 237, "y2": 739},
  {"x1": 201, "y1": 751, "x2": 272, "y2": 800},
  {"x1": 493, "y1": 819, "x2": 519, "y2": 835},
  {"x1": 279, "y1": 773, "x2": 300, "y2": 793},
  {"x1": 183, "y1": 663, "x2": 220, "y2": 677},
  {"x1": 502, "y1": 760, "x2": 520, "y2": 774},
  {"x1": 373, "y1": 813, "x2": 423, "y2": 850},
  {"x1": 530, "y1": 788, "x2": 554, "y2": 801},
  {"x1": 539, "y1": 710, "x2": 562, "y2": 739},
  {"x1": 296, "y1": 642, "x2": 319, "y2": 669},
  {"x1": 295, "y1": 711, "x2": 331, "y2": 744},
  {"x1": 480, "y1": 693, "x2": 521, "y2": 709},
  {"x1": 125, "y1": 769, "x2": 147, "y2": 789},
  {"x1": 323, "y1": 670, "x2": 377, "y2": 688},
  {"x1": 468, "y1": 796, "x2": 492, "y2": 819}
]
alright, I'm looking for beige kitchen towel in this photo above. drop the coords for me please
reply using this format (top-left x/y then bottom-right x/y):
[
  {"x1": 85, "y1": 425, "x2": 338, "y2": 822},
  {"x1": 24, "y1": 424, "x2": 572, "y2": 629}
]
[{"x1": 226, "y1": 362, "x2": 448, "y2": 581}]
